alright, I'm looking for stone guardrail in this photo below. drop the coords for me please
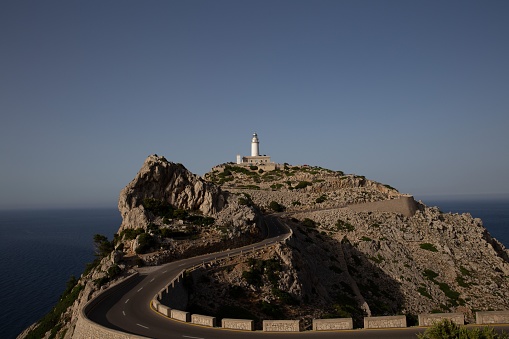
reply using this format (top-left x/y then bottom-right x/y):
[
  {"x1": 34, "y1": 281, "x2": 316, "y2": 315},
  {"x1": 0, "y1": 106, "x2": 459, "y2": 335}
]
[
  {"x1": 191, "y1": 314, "x2": 217, "y2": 327},
  {"x1": 313, "y1": 318, "x2": 353, "y2": 331},
  {"x1": 222, "y1": 318, "x2": 255, "y2": 331},
  {"x1": 364, "y1": 315, "x2": 407, "y2": 329},
  {"x1": 171, "y1": 309, "x2": 191, "y2": 322},
  {"x1": 263, "y1": 320, "x2": 300, "y2": 332},
  {"x1": 419, "y1": 313, "x2": 464, "y2": 326},
  {"x1": 476, "y1": 311, "x2": 509, "y2": 325}
]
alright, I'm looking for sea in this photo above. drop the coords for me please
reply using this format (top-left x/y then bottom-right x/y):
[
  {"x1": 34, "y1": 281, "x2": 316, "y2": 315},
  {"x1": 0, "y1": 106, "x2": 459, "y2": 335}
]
[{"x1": 1, "y1": 200, "x2": 508, "y2": 339}]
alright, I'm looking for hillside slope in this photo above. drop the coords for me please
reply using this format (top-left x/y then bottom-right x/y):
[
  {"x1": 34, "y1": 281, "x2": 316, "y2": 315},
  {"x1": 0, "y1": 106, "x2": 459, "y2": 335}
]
[{"x1": 185, "y1": 163, "x2": 509, "y2": 327}]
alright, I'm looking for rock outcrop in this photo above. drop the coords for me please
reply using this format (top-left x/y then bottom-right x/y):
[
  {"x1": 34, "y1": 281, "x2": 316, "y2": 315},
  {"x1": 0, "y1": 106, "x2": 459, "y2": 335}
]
[{"x1": 118, "y1": 155, "x2": 226, "y2": 231}]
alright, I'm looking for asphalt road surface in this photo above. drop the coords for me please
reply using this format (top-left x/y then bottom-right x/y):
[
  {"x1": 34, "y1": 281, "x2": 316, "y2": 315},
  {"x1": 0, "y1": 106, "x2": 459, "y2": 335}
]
[{"x1": 85, "y1": 214, "x2": 509, "y2": 338}]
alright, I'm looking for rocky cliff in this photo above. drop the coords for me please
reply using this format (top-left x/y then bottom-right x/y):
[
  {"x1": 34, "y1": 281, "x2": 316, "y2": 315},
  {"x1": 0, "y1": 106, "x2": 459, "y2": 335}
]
[{"x1": 118, "y1": 155, "x2": 226, "y2": 231}]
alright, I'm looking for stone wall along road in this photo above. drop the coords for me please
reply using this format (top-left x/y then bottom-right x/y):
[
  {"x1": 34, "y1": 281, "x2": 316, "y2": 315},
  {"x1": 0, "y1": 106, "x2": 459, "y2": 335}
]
[
  {"x1": 476, "y1": 311, "x2": 509, "y2": 325},
  {"x1": 418, "y1": 313, "x2": 464, "y2": 326},
  {"x1": 364, "y1": 315, "x2": 407, "y2": 329},
  {"x1": 313, "y1": 318, "x2": 353, "y2": 331},
  {"x1": 221, "y1": 318, "x2": 255, "y2": 331},
  {"x1": 263, "y1": 320, "x2": 300, "y2": 332}
]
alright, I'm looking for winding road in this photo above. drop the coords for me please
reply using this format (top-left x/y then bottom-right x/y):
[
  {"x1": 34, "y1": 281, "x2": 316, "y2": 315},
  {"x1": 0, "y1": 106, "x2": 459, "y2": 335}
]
[{"x1": 84, "y1": 214, "x2": 507, "y2": 338}]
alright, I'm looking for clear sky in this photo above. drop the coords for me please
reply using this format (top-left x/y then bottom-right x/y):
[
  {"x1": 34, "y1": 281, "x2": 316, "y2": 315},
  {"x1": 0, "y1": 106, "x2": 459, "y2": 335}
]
[{"x1": 1, "y1": 0, "x2": 508, "y2": 210}]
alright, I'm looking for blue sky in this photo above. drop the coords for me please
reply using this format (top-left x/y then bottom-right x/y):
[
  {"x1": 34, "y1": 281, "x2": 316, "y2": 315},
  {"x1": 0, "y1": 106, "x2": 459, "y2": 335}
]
[{"x1": 1, "y1": 0, "x2": 508, "y2": 210}]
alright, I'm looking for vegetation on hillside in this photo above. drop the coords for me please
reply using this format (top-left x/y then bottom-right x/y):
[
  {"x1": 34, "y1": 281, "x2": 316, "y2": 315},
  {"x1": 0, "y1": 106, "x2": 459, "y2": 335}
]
[{"x1": 417, "y1": 319, "x2": 508, "y2": 339}]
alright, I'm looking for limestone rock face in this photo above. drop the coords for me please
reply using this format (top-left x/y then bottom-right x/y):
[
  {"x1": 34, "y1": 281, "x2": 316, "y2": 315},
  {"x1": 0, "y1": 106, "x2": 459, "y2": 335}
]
[{"x1": 118, "y1": 155, "x2": 226, "y2": 230}]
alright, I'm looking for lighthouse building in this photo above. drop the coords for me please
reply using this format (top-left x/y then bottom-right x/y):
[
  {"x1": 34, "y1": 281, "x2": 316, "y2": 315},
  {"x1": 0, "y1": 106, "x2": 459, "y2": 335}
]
[{"x1": 236, "y1": 133, "x2": 276, "y2": 170}]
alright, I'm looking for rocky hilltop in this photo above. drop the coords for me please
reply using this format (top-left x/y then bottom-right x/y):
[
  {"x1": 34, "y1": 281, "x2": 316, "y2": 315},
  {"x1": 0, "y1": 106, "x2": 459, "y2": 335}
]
[
  {"x1": 18, "y1": 156, "x2": 509, "y2": 337},
  {"x1": 189, "y1": 162, "x2": 509, "y2": 328}
]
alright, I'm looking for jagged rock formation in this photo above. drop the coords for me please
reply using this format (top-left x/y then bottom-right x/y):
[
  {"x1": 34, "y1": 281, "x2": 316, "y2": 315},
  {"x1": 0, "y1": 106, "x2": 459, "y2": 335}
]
[
  {"x1": 119, "y1": 155, "x2": 226, "y2": 231},
  {"x1": 116, "y1": 155, "x2": 261, "y2": 260}
]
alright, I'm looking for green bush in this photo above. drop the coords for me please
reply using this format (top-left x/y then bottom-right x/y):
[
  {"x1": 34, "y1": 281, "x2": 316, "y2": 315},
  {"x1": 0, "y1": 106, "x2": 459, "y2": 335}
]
[
  {"x1": 294, "y1": 181, "x2": 312, "y2": 189},
  {"x1": 238, "y1": 184, "x2": 260, "y2": 190},
  {"x1": 160, "y1": 228, "x2": 197, "y2": 239},
  {"x1": 423, "y1": 269, "x2": 439, "y2": 282},
  {"x1": 242, "y1": 270, "x2": 263, "y2": 286},
  {"x1": 369, "y1": 254, "x2": 385, "y2": 264},
  {"x1": 142, "y1": 198, "x2": 174, "y2": 216},
  {"x1": 269, "y1": 201, "x2": 285, "y2": 212},
  {"x1": 315, "y1": 195, "x2": 327, "y2": 203},
  {"x1": 417, "y1": 319, "x2": 508, "y2": 339},
  {"x1": 456, "y1": 276, "x2": 470, "y2": 288},
  {"x1": 107, "y1": 264, "x2": 121, "y2": 278},
  {"x1": 242, "y1": 259, "x2": 281, "y2": 287},
  {"x1": 302, "y1": 218, "x2": 317, "y2": 228},
  {"x1": 460, "y1": 266, "x2": 472, "y2": 276},
  {"x1": 94, "y1": 276, "x2": 110, "y2": 287},
  {"x1": 336, "y1": 219, "x2": 355, "y2": 231},
  {"x1": 173, "y1": 209, "x2": 188, "y2": 220},
  {"x1": 418, "y1": 286, "x2": 432, "y2": 299},
  {"x1": 260, "y1": 301, "x2": 282, "y2": 318},
  {"x1": 420, "y1": 243, "x2": 439, "y2": 252},
  {"x1": 271, "y1": 287, "x2": 299, "y2": 305},
  {"x1": 238, "y1": 194, "x2": 253, "y2": 206},
  {"x1": 439, "y1": 282, "x2": 460, "y2": 301},
  {"x1": 188, "y1": 215, "x2": 215, "y2": 226},
  {"x1": 120, "y1": 228, "x2": 145, "y2": 240},
  {"x1": 147, "y1": 222, "x2": 160, "y2": 235},
  {"x1": 136, "y1": 233, "x2": 155, "y2": 254},
  {"x1": 93, "y1": 234, "x2": 113, "y2": 258},
  {"x1": 264, "y1": 259, "x2": 282, "y2": 284}
]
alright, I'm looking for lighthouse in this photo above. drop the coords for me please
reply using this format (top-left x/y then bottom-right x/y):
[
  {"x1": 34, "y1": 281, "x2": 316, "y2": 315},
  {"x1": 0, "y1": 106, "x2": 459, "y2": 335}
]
[
  {"x1": 251, "y1": 133, "x2": 259, "y2": 156},
  {"x1": 236, "y1": 132, "x2": 274, "y2": 169}
]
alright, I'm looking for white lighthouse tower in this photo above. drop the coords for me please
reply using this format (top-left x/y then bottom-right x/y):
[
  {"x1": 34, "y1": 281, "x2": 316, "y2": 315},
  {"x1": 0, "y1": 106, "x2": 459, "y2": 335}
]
[{"x1": 251, "y1": 133, "x2": 259, "y2": 156}]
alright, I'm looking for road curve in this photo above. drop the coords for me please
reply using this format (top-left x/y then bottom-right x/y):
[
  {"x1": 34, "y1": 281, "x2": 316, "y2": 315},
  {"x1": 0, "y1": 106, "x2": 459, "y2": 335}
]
[{"x1": 84, "y1": 214, "x2": 508, "y2": 338}]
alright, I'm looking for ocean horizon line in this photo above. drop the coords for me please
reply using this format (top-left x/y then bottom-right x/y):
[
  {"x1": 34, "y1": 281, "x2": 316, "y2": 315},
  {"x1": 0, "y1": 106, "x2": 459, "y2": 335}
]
[{"x1": 1, "y1": 193, "x2": 509, "y2": 212}]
